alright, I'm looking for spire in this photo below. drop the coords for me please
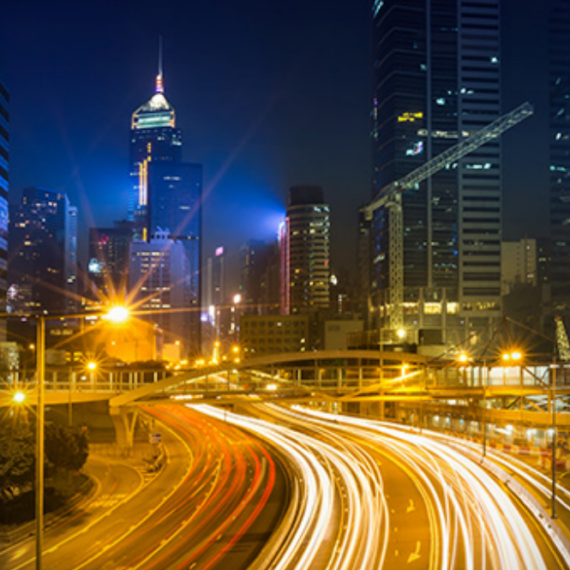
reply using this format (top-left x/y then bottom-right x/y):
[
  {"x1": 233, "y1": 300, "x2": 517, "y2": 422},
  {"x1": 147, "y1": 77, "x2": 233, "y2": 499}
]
[{"x1": 155, "y1": 36, "x2": 164, "y2": 93}]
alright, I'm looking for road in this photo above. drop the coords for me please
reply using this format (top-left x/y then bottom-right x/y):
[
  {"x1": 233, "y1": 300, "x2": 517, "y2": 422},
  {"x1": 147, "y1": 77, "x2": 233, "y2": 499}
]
[
  {"x1": 1, "y1": 405, "x2": 286, "y2": 570},
  {"x1": 195, "y1": 403, "x2": 569, "y2": 569}
]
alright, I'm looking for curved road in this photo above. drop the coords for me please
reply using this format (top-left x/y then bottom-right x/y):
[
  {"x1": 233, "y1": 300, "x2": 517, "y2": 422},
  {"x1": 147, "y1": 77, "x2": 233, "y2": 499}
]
[
  {"x1": 195, "y1": 403, "x2": 568, "y2": 570},
  {"x1": 1, "y1": 405, "x2": 286, "y2": 570}
]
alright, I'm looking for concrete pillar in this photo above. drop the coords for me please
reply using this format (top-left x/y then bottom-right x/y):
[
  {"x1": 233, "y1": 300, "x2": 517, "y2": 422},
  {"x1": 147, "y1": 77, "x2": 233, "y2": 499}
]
[{"x1": 110, "y1": 406, "x2": 139, "y2": 454}]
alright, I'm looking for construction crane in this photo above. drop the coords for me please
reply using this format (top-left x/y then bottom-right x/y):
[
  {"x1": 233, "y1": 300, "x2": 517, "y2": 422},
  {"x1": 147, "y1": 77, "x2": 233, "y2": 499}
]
[{"x1": 362, "y1": 102, "x2": 534, "y2": 331}]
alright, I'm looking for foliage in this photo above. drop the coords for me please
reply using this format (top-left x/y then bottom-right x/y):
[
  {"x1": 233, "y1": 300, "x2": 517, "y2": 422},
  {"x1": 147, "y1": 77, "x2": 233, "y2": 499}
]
[
  {"x1": 0, "y1": 420, "x2": 89, "y2": 500},
  {"x1": 0, "y1": 424, "x2": 35, "y2": 500},
  {"x1": 45, "y1": 423, "x2": 89, "y2": 473}
]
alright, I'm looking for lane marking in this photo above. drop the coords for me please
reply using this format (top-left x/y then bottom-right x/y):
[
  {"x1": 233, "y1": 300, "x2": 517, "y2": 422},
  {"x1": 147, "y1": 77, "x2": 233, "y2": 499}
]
[{"x1": 408, "y1": 541, "x2": 421, "y2": 563}]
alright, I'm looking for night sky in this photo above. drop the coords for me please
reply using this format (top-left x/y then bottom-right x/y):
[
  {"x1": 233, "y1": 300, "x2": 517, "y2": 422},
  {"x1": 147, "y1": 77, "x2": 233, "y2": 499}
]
[{"x1": 0, "y1": 0, "x2": 556, "y2": 284}]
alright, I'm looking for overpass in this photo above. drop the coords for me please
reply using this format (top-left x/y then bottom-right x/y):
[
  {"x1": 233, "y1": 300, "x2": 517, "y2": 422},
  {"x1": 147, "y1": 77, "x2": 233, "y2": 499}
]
[{"x1": 2, "y1": 349, "x2": 569, "y2": 447}]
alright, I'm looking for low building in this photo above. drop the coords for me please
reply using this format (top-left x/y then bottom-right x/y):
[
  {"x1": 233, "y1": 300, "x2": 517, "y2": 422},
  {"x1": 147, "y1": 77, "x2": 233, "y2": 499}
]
[
  {"x1": 324, "y1": 320, "x2": 364, "y2": 350},
  {"x1": 241, "y1": 314, "x2": 309, "y2": 357}
]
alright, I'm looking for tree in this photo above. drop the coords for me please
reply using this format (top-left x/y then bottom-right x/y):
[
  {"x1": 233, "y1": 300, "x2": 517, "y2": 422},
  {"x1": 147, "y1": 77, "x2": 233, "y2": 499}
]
[
  {"x1": 0, "y1": 424, "x2": 35, "y2": 500},
  {"x1": 0, "y1": 420, "x2": 89, "y2": 500},
  {"x1": 45, "y1": 423, "x2": 88, "y2": 474}
]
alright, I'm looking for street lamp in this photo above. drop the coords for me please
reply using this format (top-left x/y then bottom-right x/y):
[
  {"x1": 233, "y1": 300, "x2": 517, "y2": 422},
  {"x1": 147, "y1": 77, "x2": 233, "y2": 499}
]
[
  {"x1": 13, "y1": 390, "x2": 26, "y2": 404},
  {"x1": 34, "y1": 304, "x2": 129, "y2": 570},
  {"x1": 551, "y1": 359, "x2": 558, "y2": 519}
]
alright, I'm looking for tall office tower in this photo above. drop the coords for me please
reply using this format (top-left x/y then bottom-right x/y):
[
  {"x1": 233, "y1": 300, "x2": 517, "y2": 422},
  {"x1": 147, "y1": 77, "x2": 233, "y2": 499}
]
[
  {"x1": 204, "y1": 246, "x2": 226, "y2": 309},
  {"x1": 281, "y1": 186, "x2": 330, "y2": 315},
  {"x1": 0, "y1": 78, "x2": 9, "y2": 340},
  {"x1": 88, "y1": 221, "x2": 137, "y2": 297},
  {"x1": 129, "y1": 61, "x2": 182, "y2": 229},
  {"x1": 501, "y1": 238, "x2": 537, "y2": 295},
  {"x1": 129, "y1": 54, "x2": 203, "y2": 354},
  {"x1": 202, "y1": 246, "x2": 227, "y2": 349},
  {"x1": 371, "y1": 0, "x2": 502, "y2": 340},
  {"x1": 9, "y1": 187, "x2": 76, "y2": 314},
  {"x1": 241, "y1": 239, "x2": 280, "y2": 315},
  {"x1": 549, "y1": 0, "x2": 570, "y2": 315},
  {"x1": 148, "y1": 161, "x2": 202, "y2": 353},
  {"x1": 129, "y1": 230, "x2": 189, "y2": 352},
  {"x1": 65, "y1": 205, "x2": 78, "y2": 312}
]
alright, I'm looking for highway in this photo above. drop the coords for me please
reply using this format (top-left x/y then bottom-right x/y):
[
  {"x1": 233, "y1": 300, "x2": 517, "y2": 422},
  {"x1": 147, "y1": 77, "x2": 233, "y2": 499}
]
[
  {"x1": 194, "y1": 403, "x2": 569, "y2": 569},
  {"x1": 0, "y1": 405, "x2": 285, "y2": 570}
]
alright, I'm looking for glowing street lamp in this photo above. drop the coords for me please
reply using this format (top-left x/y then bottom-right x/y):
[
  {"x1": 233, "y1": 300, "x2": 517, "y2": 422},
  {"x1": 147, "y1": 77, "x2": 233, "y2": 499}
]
[
  {"x1": 458, "y1": 353, "x2": 469, "y2": 364},
  {"x1": 105, "y1": 305, "x2": 130, "y2": 324},
  {"x1": 86, "y1": 361, "x2": 97, "y2": 372},
  {"x1": 502, "y1": 350, "x2": 523, "y2": 363},
  {"x1": 34, "y1": 303, "x2": 130, "y2": 569},
  {"x1": 396, "y1": 328, "x2": 406, "y2": 340},
  {"x1": 13, "y1": 391, "x2": 26, "y2": 404}
]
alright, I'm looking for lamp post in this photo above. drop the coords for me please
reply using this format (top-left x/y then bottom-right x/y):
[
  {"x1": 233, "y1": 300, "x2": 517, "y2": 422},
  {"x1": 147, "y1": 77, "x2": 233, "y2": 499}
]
[
  {"x1": 552, "y1": 358, "x2": 558, "y2": 519},
  {"x1": 482, "y1": 359, "x2": 488, "y2": 458},
  {"x1": 35, "y1": 315, "x2": 45, "y2": 570},
  {"x1": 34, "y1": 305, "x2": 129, "y2": 570}
]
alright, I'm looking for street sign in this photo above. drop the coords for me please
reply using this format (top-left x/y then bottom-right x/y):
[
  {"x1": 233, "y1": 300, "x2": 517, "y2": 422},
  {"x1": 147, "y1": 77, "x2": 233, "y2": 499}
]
[{"x1": 149, "y1": 433, "x2": 162, "y2": 444}]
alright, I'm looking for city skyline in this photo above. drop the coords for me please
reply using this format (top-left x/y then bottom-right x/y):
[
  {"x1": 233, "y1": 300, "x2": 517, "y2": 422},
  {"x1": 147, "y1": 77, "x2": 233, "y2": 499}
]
[
  {"x1": 0, "y1": 0, "x2": 371, "y2": 276},
  {"x1": 0, "y1": 1, "x2": 559, "y2": 278}
]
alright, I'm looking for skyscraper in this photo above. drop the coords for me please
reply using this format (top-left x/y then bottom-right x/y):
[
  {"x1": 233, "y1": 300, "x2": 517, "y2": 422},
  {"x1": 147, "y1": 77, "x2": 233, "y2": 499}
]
[
  {"x1": 129, "y1": 58, "x2": 182, "y2": 230},
  {"x1": 371, "y1": 0, "x2": 502, "y2": 340},
  {"x1": 88, "y1": 221, "x2": 136, "y2": 297},
  {"x1": 0, "y1": 78, "x2": 9, "y2": 340},
  {"x1": 241, "y1": 239, "x2": 280, "y2": 315},
  {"x1": 129, "y1": 230, "x2": 189, "y2": 351},
  {"x1": 549, "y1": 0, "x2": 570, "y2": 316},
  {"x1": 281, "y1": 186, "x2": 330, "y2": 315},
  {"x1": 9, "y1": 187, "x2": 77, "y2": 314},
  {"x1": 129, "y1": 50, "x2": 203, "y2": 354}
]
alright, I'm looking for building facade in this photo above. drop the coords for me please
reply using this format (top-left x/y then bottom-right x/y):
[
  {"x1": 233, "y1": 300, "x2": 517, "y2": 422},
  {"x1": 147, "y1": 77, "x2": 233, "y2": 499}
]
[
  {"x1": 9, "y1": 187, "x2": 76, "y2": 315},
  {"x1": 128, "y1": 61, "x2": 203, "y2": 354},
  {"x1": 240, "y1": 314, "x2": 309, "y2": 357},
  {"x1": 129, "y1": 70, "x2": 181, "y2": 229},
  {"x1": 281, "y1": 185, "x2": 330, "y2": 315},
  {"x1": 88, "y1": 221, "x2": 136, "y2": 298},
  {"x1": 501, "y1": 238, "x2": 537, "y2": 295},
  {"x1": 549, "y1": 0, "x2": 570, "y2": 316},
  {"x1": 241, "y1": 239, "x2": 280, "y2": 315},
  {"x1": 128, "y1": 230, "x2": 189, "y2": 355},
  {"x1": 371, "y1": 0, "x2": 502, "y2": 342},
  {"x1": 0, "y1": 78, "x2": 9, "y2": 340}
]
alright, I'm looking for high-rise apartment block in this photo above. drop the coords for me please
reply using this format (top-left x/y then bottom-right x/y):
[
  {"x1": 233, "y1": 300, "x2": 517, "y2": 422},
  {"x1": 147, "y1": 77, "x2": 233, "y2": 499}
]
[
  {"x1": 0, "y1": 78, "x2": 9, "y2": 340},
  {"x1": 9, "y1": 187, "x2": 77, "y2": 314},
  {"x1": 281, "y1": 186, "x2": 330, "y2": 315},
  {"x1": 371, "y1": 0, "x2": 502, "y2": 341}
]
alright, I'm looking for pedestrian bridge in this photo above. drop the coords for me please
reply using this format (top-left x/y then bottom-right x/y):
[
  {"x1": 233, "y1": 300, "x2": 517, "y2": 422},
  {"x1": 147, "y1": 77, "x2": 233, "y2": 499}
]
[
  {"x1": 1, "y1": 348, "x2": 568, "y2": 405},
  {"x1": 2, "y1": 349, "x2": 569, "y2": 443}
]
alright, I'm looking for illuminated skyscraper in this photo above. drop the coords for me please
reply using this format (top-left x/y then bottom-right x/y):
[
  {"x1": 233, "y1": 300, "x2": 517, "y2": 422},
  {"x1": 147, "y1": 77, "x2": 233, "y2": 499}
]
[
  {"x1": 282, "y1": 186, "x2": 330, "y2": 315},
  {"x1": 128, "y1": 47, "x2": 202, "y2": 354},
  {"x1": 129, "y1": 229, "x2": 189, "y2": 352},
  {"x1": 129, "y1": 54, "x2": 182, "y2": 229},
  {"x1": 88, "y1": 221, "x2": 136, "y2": 297},
  {"x1": 549, "y1": 0, "x2": 570, "y2": 315},
  {"x1": 371, "y1": 0, "x2": 502, "y2": 340},
  {"x1": 0, "y1": 78, "x2": 8, "y2": 340},
  {"x1": 9, "y1": 187, "x2": 77, "y2": 314}
]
